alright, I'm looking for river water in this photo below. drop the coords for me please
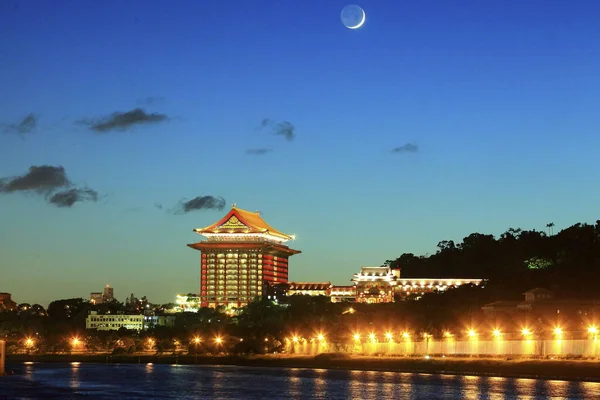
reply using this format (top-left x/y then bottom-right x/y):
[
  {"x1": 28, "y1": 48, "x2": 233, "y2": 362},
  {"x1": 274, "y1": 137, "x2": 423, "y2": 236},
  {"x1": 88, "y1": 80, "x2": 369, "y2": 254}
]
[{"x1": 1, "y1": 362, "x2": 599, "y2": 399}]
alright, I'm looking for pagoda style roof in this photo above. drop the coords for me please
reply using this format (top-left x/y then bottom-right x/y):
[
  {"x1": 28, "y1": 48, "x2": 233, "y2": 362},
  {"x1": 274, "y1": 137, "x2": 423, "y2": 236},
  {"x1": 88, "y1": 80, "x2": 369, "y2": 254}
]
[{"x1": 193, "y1": 205, "x2": 294, "y2": 241}]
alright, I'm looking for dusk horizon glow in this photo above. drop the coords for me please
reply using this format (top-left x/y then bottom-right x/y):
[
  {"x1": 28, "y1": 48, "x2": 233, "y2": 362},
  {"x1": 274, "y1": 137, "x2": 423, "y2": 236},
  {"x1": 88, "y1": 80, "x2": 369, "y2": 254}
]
[{"x1": 2, "y1": 0, "x2": 600, "y2": 307}]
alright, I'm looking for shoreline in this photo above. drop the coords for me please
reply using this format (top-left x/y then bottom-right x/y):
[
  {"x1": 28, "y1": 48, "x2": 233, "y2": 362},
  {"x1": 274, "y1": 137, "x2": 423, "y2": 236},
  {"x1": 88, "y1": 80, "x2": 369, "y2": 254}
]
[{"x1": 6, "y1": 353, "x2": 600, "y2": 382}]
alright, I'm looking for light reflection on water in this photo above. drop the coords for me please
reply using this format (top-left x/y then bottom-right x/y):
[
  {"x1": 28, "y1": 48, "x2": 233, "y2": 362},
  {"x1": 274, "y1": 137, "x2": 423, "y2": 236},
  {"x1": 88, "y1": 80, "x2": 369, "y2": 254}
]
[{"x1": 2, "y1": 362, "x2": 600, "y2": 399}]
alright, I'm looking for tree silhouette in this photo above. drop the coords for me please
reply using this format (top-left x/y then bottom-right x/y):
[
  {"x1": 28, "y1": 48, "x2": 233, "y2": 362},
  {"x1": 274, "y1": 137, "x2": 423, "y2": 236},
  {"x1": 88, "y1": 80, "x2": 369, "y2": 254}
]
[{"x1": 389, "y1": 220, "x2": 600, "y2": 298}]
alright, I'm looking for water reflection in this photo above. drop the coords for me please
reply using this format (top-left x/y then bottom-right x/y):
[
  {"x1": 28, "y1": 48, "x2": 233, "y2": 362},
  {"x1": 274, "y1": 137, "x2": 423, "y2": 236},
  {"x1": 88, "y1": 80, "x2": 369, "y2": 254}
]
[
  {"x1": 312, "y1": 369, "x2": 327, "y2": 399},
  {"x1": 69, "y1": 361, "x2": 80, "y2": 390},
  {"x1": 287, "y1": 368, "x2": 302, "y2": 400},
  {"x1": 3, "y1": 362, "x2": 600, "y2": 399},
  {"x1": 545, "y1": 379, "x2": 569, "y2": 398},
  {"x1": 458, "y1": 375, "x2": 483, "y2": 399},
  {"x1": 514, "y1": 377, "x2": 537, "y2": 399},
  {"x1": 486, "y1": 376, "x2": 509, "y2": 400}
]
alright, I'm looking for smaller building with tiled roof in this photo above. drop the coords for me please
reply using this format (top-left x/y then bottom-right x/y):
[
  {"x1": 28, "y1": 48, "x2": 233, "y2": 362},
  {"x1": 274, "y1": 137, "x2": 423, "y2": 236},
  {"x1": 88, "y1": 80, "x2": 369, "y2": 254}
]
[{"x1": 287, "y1": 282, "x2": 332, "y2": 296}]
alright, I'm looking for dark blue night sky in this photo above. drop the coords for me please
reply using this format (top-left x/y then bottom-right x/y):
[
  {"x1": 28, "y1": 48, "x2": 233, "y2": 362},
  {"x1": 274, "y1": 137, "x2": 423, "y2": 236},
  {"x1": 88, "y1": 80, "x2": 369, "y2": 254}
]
[{"x1": 2, "y1": 0, "x2": 600, "y2": 305}]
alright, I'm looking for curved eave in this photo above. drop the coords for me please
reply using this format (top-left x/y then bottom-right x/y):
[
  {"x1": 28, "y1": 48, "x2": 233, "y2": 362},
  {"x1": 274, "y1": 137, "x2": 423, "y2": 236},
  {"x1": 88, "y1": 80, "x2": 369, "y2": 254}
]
[
  {"x1": 187, "y1": 241, "x2": 301, "y2": 256},
  {"x1": 193, "y1": 228, "x2": 293, "y2": 241},
  {"x1": 193, "y1": 206, "x2": 295, "y2": 241}
]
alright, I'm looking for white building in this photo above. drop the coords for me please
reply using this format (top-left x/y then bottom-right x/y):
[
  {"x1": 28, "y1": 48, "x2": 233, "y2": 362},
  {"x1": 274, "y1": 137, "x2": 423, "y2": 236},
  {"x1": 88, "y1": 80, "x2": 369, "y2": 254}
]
[
  {"x1": 175, "y1": 293, "x2": 201, "y2": 312},
  {"x1": 351, "y1": 266, "x2": 399, "y2": 303},
  {"x1": 143, "y1": 315, "x2": 176, "y2": 329},
  {"x1": 396, "y1": 278, "x2": 484, "y2": 298},
  {"x1": 329, "y1": 286, "x2": 356, "y2": 303},
  {"x1": 86, "y1": 311, "x2": 144, "y2": 331},
  {"x1": 349, "y1": 265, "x2": 484, "y2": 302}
]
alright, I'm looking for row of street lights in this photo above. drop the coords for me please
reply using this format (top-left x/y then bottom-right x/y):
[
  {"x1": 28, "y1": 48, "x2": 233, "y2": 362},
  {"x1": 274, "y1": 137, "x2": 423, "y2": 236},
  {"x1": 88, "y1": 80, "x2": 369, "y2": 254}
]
[
  {"x1": 23, "y1": 336, "x2": 81, "y2": 350},
  {"x1": 284, "y1": 325, "x2": 600, "y2": 345},
  {"x1": 19, "y1": 325, "x2": 599, "y2": 352}
]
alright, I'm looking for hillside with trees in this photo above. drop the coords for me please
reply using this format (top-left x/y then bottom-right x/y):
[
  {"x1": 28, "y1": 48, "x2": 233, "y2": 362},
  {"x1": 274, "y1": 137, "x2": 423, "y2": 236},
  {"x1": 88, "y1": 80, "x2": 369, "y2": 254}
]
[{"x1": 385, "y1": 220, "x2": 600, "y2": 300}]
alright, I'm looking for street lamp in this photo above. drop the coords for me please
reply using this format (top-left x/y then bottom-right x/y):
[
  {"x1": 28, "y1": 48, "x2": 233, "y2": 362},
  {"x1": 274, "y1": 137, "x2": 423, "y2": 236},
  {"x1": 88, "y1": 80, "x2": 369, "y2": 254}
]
[
  {"x1": 71, "y1": 337, "x2": 81, "y2": 353},
  {"x1": 553, "y1": 327, "x2": 563, "y2": 339},
  {"x1": 192, "y1": 336, "x2": 201, "y2": 363},
  {"x1": 25, "y1": 337, "x2": 35, "y2": 359}
]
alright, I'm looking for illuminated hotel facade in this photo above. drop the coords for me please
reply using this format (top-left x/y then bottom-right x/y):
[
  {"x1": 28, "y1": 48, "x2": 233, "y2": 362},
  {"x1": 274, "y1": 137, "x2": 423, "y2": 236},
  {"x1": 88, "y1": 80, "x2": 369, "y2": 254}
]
[
  {"x1": 188, "y1": 205, "x2": 300, "y2": 309},
  {"x1": 352, "y1": 266, "x2": 399, "y2": 304},
  {"x1": 351, "y1": 266, "x2": 483, "y2": 303}
]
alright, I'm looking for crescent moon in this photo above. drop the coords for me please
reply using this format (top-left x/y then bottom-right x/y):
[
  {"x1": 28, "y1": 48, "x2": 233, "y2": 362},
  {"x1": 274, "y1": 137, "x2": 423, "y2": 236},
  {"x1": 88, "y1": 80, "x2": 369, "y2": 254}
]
[{"x1": 348, "y1": 8, "x2": 366, "y2": 29}]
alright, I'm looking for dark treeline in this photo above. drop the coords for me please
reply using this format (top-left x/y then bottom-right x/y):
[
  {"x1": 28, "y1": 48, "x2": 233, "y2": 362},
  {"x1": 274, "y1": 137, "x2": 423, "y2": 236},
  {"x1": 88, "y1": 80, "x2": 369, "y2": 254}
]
[{"x1": 386, "y1": 221, "x2": 600, "y2": 299}]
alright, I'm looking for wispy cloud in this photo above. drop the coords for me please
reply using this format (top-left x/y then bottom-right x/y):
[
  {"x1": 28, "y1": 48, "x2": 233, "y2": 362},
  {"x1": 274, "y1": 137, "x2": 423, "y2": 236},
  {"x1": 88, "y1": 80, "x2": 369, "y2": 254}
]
[
  {"x1": 246, "y1": 148, "x2": 273, "y2": 155},
  {"x1": 2, "y1": 113, "x2": 37, "y2": 136},
  {"x1": 260, "y1": 118, "x2": 296, "y2": 141},
  {"x1": 47, "y1": 188, "x2": 99, "y2": 208},
  {"x1": 174, "y1": 196, "x2": 226, "y2": 214},
  {"x1": 0, "y1": 165, "x2": 69, "y2": 194},
  {"x1": 392, "y1": 143, "x2": 419, "y2": 153},
  {"x1": 79, "y1": 108, "x2": 169, "y2": 133},
  {"x1": 0, "y1": 165, "x2": 99, "y2": 208}
]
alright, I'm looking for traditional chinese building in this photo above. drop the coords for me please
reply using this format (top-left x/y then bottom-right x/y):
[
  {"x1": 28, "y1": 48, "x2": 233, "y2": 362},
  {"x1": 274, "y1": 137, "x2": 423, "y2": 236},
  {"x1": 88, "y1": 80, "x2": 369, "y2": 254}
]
[
  {"x1": 187, "y1": 205, "x2": 301, "y2": 309},
  {"x1": 329, "y1": 285, "x2": 356, "y2": 303},
  {"x1": 287, "y1": 282, "x2": 332, "y2": 297},
  {"x1": 351, "y1": 266, "x2": 399, "y2": 303},
  {"x1": 346, "y1": 264, "x2": 484, "y2": 303}
]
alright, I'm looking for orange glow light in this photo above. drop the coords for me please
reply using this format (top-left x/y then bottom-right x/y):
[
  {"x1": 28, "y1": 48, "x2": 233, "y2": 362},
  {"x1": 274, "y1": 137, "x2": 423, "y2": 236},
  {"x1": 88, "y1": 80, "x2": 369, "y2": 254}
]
[{"x1": 553, "y1": 327, "x2": 563, "y2": 338}]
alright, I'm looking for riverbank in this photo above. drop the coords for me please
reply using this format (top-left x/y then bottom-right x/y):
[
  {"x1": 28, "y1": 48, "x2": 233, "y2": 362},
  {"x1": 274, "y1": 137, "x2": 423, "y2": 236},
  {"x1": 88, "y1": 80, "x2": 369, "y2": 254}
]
[{"x1": 6, "y1": 353, "x2": 600, "y2": 382}]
